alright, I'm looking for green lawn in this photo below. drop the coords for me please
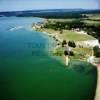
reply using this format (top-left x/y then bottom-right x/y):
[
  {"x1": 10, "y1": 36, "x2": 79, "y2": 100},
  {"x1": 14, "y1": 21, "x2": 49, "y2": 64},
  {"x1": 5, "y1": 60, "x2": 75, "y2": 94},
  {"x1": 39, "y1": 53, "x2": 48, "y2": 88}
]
[
  {"x1": 84, "y1": 20, "x2": 100, "y2": 25},
  {"x1": 52, "y1": 46, "x2": 92, "y2": 61},
  {"x1": 37, "y1": 28, "x2": 95, "y2": 41},
  {"x1": 48, "y1": 19, "x2": 75, "y2": 22},
  {"x1": 60, "y1": 30, "x2": 95, "y2": 41},
  {"x1": 89, "y1": 14, "x2": 100, "y2": 20}
]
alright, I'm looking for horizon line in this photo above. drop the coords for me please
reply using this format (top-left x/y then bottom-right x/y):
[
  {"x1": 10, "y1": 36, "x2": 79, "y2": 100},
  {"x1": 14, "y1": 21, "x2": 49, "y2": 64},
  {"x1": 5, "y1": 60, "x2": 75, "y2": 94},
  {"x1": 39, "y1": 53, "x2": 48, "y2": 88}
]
[{"x1": 0, "y1": 8, "x2": 100, "y2": 13}]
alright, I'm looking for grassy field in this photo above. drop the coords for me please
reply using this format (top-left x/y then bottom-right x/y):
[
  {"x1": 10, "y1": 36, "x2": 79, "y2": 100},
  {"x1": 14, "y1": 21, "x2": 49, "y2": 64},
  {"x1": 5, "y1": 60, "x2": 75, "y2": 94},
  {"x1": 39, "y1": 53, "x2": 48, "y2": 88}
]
[
  {"x1": 38, "y1": 28, "x2": 95, "y2": 41},
  {"x1": 60, "y1": 30, "x2": 95, "y2": 41},
  {"x1": 71, "y1": 47, "x2": 92, "y2": 60},
  {"x1": 89, "y1": 14, "x2": 100, "y2": 20},
  {"x1": 48, "y1": 19, "x2": 75, "y2": 22},
  {"x1": 47, "y1": 14, "x2": 100, "y2": 25},
  {"x1": 84, "y1": 20, "x2": 100, "y2": 25},
  {"x1": 52, "y1": 46, "x2": 92, "y2": 61}
]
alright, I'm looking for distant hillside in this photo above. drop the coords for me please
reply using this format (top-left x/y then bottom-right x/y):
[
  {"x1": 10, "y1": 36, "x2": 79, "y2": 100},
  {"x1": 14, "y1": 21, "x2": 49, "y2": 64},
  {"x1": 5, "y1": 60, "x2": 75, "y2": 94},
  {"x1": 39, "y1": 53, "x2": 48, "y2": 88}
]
[{"x1": 0, "y1": 9, "x2": 100, "y2": 18}]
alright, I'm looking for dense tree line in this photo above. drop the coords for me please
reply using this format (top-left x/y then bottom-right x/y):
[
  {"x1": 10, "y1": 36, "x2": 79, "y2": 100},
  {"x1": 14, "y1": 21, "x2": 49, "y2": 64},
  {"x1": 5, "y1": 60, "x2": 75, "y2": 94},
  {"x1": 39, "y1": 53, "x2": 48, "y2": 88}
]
[
  {"x1": 44, "y1": 20, "x2": 85, "y2": 30},
  {"x1": 16, "y1": 12, "x2": 88, "y2": 19}
]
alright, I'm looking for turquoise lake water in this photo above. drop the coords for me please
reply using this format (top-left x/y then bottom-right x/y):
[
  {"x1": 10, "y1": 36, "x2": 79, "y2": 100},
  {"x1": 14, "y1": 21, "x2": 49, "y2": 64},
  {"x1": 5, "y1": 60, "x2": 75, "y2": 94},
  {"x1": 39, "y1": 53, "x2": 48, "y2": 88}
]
[{"x1": 0, "y1": 17, "x2": 97, "y2": 100}]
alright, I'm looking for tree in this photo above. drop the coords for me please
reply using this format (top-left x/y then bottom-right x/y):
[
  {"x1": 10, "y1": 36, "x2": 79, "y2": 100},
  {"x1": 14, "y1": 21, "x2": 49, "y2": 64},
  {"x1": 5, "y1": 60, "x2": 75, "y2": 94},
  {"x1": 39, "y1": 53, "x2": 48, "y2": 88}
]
[
  {"x1": 68, "y1": 41, "x2": 76, "y2": 48},
  {"x1": 71, "y1": 19, "x2": 85, "y2": 28},
  {"x1": 62, "y1": 40, "x2": 67, "y2": 47},
  {"x1": 93, "y1": 46, "x2": 100, "y2": 57},
  {"x1": 87, "y1": 28, "x2": 93, "y2": 35},
  {"x1": 69, "y1": 51, "x2": 74, "y2": 56}
]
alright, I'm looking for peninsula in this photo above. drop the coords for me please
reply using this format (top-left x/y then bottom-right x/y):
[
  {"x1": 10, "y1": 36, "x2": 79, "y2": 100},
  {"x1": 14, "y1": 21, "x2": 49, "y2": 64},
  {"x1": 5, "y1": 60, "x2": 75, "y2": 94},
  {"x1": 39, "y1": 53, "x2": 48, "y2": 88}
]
[
  {"x1": 32, "y1": 14, "x2": 100, "y2": 64},
  {"x1": 32, "y1": 14, "x2": 100, "y2": 100}
]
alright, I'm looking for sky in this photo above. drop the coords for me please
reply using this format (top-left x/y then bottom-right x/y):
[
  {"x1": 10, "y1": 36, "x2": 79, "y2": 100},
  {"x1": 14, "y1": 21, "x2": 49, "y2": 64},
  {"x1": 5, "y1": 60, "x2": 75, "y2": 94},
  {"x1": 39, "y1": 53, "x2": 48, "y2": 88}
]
[{"x1": 0, "y1": 0, "x2": 100, "y2": 12}]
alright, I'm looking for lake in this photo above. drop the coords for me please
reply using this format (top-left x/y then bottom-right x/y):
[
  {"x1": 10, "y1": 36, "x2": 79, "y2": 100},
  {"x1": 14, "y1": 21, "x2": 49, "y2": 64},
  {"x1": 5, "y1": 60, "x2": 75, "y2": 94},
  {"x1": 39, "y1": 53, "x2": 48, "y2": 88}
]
[{"x1": 0, "y1": 17, "x2": 97, "y2": 100}]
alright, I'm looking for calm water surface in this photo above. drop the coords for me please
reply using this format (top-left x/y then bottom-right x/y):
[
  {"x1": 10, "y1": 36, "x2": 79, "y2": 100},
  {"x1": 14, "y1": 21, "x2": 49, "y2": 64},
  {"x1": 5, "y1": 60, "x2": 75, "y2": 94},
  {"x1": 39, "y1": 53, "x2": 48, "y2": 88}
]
[{"x1": 0, "y1": 17, "x2": 97, "y2": 100}]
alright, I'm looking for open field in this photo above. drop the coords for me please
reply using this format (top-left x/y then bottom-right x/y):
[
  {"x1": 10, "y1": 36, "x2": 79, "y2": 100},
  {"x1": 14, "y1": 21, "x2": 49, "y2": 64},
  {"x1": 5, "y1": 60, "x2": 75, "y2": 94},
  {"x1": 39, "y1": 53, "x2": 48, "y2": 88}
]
[
  {"x1": 38, "y1": 28, "x2": 95, "y2": 41},
  {"x1": 52, "y1": 46, "x2": 92, "y2": 61},
  {"x1": 71, "y1": 47, "x2": 92, "y2": 60},
  {"x1": 40, "y1": 29, "x2": 95, "y2": 41},
  {"x1": 84, "y1": 20, "x2": 100, "y2": 25},
  {"x1": 48, "y1": 19, "x2": 75, "y2": 22},
  {"x1": 89, "y1": 14, "x2": 100, "y2": 20},
  {"x1": 60, "y1": 30, "x2": 95, "y2": 41},
  {"x1": 46, "y1": 14, "x2": 100, "y2": 25},
  {"x1": 48, "y1": 19, "x2": 100, "y2": 25}
]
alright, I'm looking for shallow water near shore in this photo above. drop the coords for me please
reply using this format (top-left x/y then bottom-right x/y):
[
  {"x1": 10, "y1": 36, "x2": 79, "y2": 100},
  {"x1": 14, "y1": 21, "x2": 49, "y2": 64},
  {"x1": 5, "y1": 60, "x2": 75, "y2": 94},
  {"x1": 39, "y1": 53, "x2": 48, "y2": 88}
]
[{"x1": 0, "y1": 17, "x2": 97, "y2": 100}]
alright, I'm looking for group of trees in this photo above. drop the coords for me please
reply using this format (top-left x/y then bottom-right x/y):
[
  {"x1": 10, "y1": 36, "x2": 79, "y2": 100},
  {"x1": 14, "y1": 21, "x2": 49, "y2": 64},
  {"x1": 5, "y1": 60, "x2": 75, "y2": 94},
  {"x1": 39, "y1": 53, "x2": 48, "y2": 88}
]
[
  {"x1": 68, "y1": 41, "x2": 76, "y2": 48},
  {"x1": 85, "y1": 25, "x2": 100, "y2": 42},
  {"x1": 62, "y1": 40, "x2": 76, "y2": 48},
  {"x1": 62, "y1": 40, "x2": 75, "y2": 56},
  {"x1": 43, "y1": 19, "x2": 85, "y2": 30}
]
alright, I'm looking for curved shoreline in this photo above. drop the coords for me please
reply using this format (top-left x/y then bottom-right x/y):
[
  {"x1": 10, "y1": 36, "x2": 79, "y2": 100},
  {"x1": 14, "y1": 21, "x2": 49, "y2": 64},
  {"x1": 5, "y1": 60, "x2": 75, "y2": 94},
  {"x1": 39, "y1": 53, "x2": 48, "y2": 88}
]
[{"x1": 32, "y1": 25, "x2": 98, "y2": 100}]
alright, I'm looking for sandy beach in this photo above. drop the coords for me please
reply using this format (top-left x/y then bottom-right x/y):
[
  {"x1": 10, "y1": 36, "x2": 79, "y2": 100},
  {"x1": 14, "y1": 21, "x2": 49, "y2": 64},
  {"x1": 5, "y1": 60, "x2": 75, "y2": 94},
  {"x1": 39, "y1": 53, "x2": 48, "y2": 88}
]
[{"x1": 94, "y1": 66, "x2": 100, "y2": 100}]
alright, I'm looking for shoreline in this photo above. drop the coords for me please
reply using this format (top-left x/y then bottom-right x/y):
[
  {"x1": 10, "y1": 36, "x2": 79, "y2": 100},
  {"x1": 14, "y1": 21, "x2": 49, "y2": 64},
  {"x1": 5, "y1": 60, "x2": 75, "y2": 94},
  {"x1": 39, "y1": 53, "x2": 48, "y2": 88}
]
[
  {"x1": 33, "y1": 26, "x2": 90, "y2": 61},
  {"x1": 32, "y1": 25, "x2": 95, "y2": 61},
  {"x1": 32, "y1": 21, "x2": 100, "y2": 62},
  {"x1": 94, "y1": 65, "x2": 100, "y2": 100},
  {"x1": 32, "y1": 22, "x2": 99, "y2": 100}
]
